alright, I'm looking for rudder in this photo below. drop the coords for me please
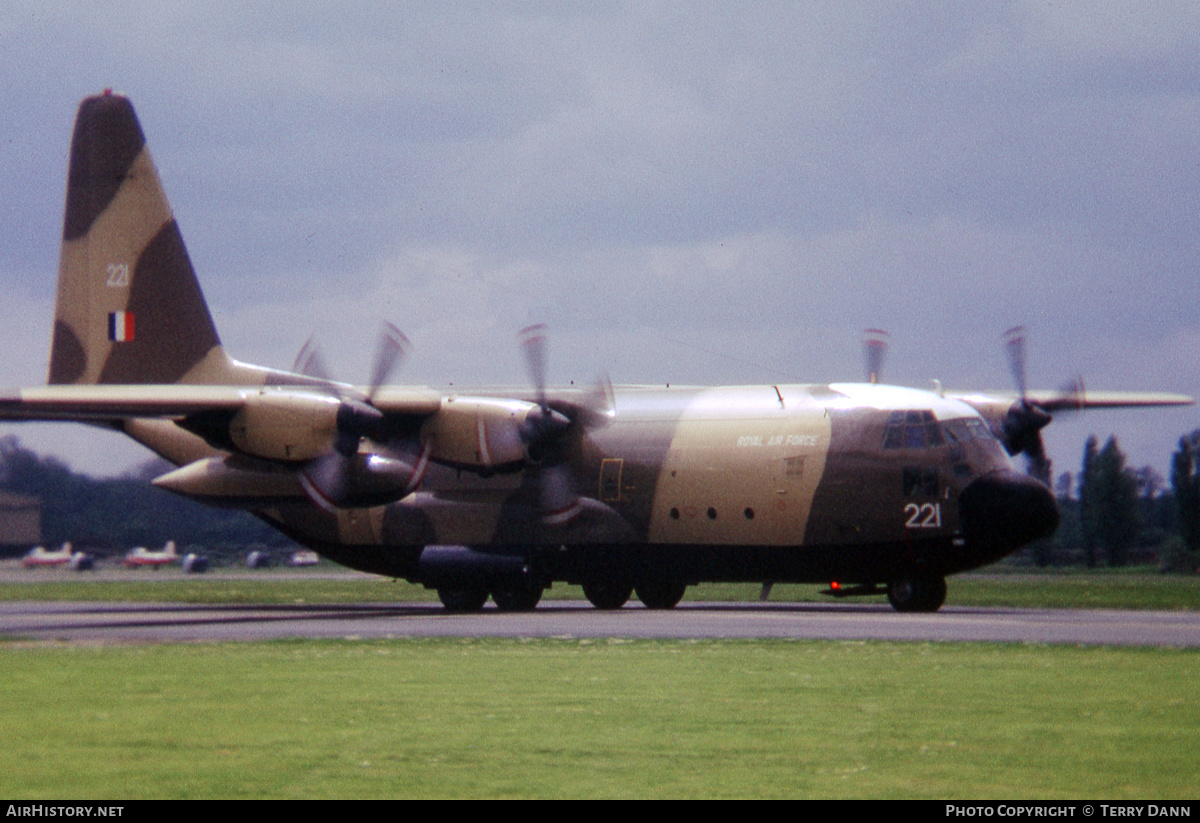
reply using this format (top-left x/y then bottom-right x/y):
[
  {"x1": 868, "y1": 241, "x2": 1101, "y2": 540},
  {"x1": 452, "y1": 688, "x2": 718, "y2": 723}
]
[{"x1": 48, "y1": 92, "x2": 234, "y2": 385}]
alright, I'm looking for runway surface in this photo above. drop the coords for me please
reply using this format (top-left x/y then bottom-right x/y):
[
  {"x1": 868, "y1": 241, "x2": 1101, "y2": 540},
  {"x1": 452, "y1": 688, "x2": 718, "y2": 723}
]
[{"x1": 2, "y1": 599, "x2": 1198, "y2": 646}]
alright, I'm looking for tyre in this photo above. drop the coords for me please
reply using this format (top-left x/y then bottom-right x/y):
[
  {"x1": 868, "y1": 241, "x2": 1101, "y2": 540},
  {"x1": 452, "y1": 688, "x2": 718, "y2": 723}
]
[
  {"x1": 635, "y1": 578, "x2": 687, "y2": 610},
  {"x1": 582, "y1": 577, "x2": 634, "y2": 610},
  {"x1": 437, "y1": 586, "x2": 489, "y2": 613},
  {"x1": 491, "y1": 582, "x2": 544, "y2": 612},
  {"x1": 886, "y1": 575, "x2": 947, "y2": 612}
]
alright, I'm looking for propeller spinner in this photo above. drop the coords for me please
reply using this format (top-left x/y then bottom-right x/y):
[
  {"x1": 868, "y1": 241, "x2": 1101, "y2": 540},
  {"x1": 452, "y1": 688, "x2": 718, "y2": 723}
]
[
  {"x1": 517, "y1": 325, "x2": 582, "y2": 523},
  {"x1": 293, "y1": 322, "x2": 427, "y2": 509},
  {"x1": 999, "y1": 326, "x2": 1056, "y2": 484}
]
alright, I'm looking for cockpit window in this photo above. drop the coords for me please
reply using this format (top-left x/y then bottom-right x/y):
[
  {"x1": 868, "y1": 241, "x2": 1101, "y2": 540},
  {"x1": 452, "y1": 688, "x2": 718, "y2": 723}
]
[
  {"x1": 883, "y1": 412, "x2": 996, "y2": 449},
  {"x1": 884, "y1": 410, "x2": 945, "y2": 449},
  {"x1": 941, "y1": 417, "x2": 994, "y2": 444}
]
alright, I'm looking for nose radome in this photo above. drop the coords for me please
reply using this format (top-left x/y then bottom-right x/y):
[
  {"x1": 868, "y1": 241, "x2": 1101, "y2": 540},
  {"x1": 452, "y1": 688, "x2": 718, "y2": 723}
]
[{"x1": 958, "y1": 470, "x2": 1059, "y2": 559}]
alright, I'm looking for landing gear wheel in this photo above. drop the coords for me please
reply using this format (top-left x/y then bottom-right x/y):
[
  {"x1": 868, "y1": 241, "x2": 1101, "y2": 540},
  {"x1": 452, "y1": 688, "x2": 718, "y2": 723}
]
[
  {"x1": 635, "y1": 579, "x2": 687, "y2": 610},
  {"x1": 491, "y1": 582, "x2": 544, "y2": 612},
  {"x1": 886, "y1": 575, "x2": 947, "y2": 613},
  {"x1": 582, "y1": 578, "x2": 634, "y2": 610},
  {"x1": 438, "y1": 586, "x2": 489, "y2": 613}
]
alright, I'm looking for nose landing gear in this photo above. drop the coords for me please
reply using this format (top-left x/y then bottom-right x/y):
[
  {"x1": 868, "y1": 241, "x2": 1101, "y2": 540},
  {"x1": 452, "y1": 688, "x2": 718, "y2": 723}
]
[{"x1": 886, "y1": 575, "x2": 947, "y2": 612}]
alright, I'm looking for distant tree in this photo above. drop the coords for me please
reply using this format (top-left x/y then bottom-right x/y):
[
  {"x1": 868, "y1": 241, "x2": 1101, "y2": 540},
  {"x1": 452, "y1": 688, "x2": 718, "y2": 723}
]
[
  {"x1": 1173, "y1": 430, "x2": 1200, "y2": 556},
  {"x1": 1133, "y1": 466, "x2": 1164, "y2": 501},
  {"x1": 1130, "y1": 465, "x2": 1173, "y2": 551},
  {"x1": 1055, "y1": 471, "x2": 1074, "y2": 501},
  {"x1": 1079, "y1": 436, "x2": 1101, "y2": 568},
  {"x1": 1078, "y1": 436, "x2": 1140, "y2": 567},
  {"x1": 1094, "y1": 437, "x2": 1140, "y2": 566},
  {"x1": 1049, "y1": 470, "x2": 1080, "y2": 564}
]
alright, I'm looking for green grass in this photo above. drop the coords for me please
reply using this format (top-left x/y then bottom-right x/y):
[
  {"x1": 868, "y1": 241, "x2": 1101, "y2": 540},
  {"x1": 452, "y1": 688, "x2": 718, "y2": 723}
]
[
  {"x1": 1, "y1": 569, "x2": 1199, "y2": 609},
  {"x1": 691, "y1": 573, "x2": 1200, "y2": 611},
  {"x1": 945, "y1": 574, "x2": 1200, "y2": 610},
  {"x1": 0, "y1": 638, "x2": 1196, "y2": 799},
  {"x1": 0, "y1": 576, "x2": 432, "y2": 605}
]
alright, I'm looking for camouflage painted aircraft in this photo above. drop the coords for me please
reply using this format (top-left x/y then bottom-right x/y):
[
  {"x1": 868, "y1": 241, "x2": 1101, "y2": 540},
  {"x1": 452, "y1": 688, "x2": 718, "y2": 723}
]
[{"x1": 1, "y1": 93, "x2": 1192, "y2": 612}]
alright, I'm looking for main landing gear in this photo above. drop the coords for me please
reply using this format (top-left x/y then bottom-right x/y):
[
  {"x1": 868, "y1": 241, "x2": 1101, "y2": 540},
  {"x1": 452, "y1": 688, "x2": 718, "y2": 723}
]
[
  {"x1": 490, "y1": 580, "x2": 545, "y2": 612},
  {"x1": 436, "y1": 581, "x2": 545, "y2": 613},
  {"x1": 633, "y1": 578, "x2": 688, "y2": 610},
  {"x1": 885, "y1": 575, "x2": 947, "y2": 613},
  {"x1": 436, "y1": 586, "x2": 489, "y2": 613},
  {"x1": 437, "y1": 575, "x2": 945, "y2": 613},
  {"x1": 581, "y1": 577, "x2": 634, "y2": 610},
  {"x1": 437, "y1": 573, "x2": 691, "y2": 611}
]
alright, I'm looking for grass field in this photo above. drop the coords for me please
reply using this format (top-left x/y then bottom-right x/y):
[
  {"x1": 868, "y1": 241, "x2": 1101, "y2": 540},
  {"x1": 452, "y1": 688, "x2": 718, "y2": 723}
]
[
  {"x1": 2, "y1": 568, "x2": 1198, "y2": 799},
  {"x1": 1, "y1": 638, "x2": 1197, "y2": 799}
]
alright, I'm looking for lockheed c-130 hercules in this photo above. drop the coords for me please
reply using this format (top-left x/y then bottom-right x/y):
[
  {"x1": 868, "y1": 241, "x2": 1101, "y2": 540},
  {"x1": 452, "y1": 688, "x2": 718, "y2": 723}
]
[{"x1": 1, "y1": 92, "x2": 1192, "y2": 612}]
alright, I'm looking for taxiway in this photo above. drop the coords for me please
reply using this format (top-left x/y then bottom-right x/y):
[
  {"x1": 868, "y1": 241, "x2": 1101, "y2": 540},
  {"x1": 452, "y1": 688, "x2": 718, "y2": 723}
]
[{"x1": 2, "y1": 600, "x2": 1197, "y2": 646}]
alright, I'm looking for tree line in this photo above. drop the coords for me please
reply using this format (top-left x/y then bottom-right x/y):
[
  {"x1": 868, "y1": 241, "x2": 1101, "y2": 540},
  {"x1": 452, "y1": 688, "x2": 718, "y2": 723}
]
[
  {"x1": 0, "y1": 436, "x2": 295, "y2": 557},
  {"x1": 1039, "y1": 429, "x2": 1200, "y2": 570}
]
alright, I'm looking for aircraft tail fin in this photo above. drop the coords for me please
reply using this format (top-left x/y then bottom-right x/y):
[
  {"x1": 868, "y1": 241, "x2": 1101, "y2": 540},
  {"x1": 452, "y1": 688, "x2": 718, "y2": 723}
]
[{"x1": 48, "y1": 92, "x2": 237, "y2": 386}]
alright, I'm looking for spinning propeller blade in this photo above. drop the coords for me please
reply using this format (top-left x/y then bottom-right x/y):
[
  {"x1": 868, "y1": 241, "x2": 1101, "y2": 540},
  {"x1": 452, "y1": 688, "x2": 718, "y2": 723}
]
[
  {"x1": 999, "y1": 326, "x2": 1054, "y2": 484},
  {"x1": 515, "y1": 325, "x2": 619, "y2": 525},
  {"x1": 293, "y1": 323, "x2": 420, "y2": 509},
  {"x1": 863, "y1": 328, "x2": 889, "y2": 384}
]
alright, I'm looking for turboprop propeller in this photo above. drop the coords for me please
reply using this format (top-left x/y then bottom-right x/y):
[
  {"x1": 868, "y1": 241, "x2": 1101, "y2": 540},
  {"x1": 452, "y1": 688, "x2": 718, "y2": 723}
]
[
  {"x1": 517, "y1": 324, "x2": 585, "y2": 524},
  {"x1": 997, "y1": 326, "x2": 1084, "y2": 484},
  {"x1": 515, "y1": 325, "x2": 618, "y2": 524},
  {"x1": 292, "y1": 322, "x2": 428, "y2": 509}
]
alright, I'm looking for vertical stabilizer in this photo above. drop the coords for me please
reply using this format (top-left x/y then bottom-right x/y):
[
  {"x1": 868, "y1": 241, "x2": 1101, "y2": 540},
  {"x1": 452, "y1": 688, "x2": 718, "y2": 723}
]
[{"x1": 49, "y1": 92, "x2": 234, "y2": 385}]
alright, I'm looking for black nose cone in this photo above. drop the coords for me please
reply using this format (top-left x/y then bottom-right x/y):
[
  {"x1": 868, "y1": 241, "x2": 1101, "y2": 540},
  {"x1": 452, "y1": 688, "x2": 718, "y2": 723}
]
[{"x1": 958, "y1": 470, "x2": 1059, "y2": 560}]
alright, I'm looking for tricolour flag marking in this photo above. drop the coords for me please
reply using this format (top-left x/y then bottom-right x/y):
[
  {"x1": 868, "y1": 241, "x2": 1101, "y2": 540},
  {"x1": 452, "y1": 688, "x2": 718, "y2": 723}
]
[{"x1": 108, "y1": 311, "x2": 135, "y2": 342}]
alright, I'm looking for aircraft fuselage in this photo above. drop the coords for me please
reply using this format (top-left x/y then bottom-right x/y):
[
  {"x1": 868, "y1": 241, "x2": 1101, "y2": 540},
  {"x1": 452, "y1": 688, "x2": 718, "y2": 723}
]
[{"x1": 237, "y1": 381, "x2": 1054, "y2": 596}]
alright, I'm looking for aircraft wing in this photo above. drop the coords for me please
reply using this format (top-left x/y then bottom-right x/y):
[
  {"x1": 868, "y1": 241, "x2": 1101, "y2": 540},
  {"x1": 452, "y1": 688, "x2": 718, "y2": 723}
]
[
  {"x1": 1027, "y1": 390, "x2": 1195, "y2": 411},
  {"x1": 0, "y1": 384, "x2": 443, "y2": 421},
  {"x1": 948, "y1": 389, "x2": 1194, "y2": 418}
]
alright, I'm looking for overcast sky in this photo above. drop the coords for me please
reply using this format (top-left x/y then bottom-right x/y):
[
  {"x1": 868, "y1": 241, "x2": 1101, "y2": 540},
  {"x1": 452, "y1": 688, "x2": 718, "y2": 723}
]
[{"x1": 0, "y1": 1, "x2": 1197, "y2": 485}]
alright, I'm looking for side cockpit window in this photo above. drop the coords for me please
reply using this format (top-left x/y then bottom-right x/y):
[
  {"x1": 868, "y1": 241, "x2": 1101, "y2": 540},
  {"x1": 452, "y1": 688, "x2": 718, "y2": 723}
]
[{"x1": 940, "y1": 417, "x2": 994, "y2": 444}]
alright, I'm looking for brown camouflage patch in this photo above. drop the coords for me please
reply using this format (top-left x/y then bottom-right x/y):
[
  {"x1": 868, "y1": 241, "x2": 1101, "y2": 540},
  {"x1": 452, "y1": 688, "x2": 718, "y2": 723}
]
[
  {"x1": 99, "y1": 219, "x2": 221, "y2": 384},
  {"x1": 47, "y1": 321, "x2": 86, "y2": 385},
  {"x1": 63, "y1": 95, "x2": 145, "y2": 242}
]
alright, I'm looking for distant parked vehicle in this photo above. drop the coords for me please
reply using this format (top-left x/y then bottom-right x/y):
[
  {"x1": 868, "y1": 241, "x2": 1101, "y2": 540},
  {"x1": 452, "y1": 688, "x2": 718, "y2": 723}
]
[
  {"x1": 288, "y1": 550, "x2": 320, "y2": 567},
  {"x1": 246, "y1": 550, "x2": 272, "y2": 569},
  {"x1": 182, "y1": 553, "x2": 209, "y2": 573}
]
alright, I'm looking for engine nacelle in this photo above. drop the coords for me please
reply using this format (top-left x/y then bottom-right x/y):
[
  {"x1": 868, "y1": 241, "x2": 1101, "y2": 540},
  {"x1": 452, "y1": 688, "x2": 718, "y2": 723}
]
[
  {"x1": 228, "y1": 391, "x2": 342, "y2": 462},
  {"x1": 422, "y1": 396, "x2": 536, "y2": 471}
]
